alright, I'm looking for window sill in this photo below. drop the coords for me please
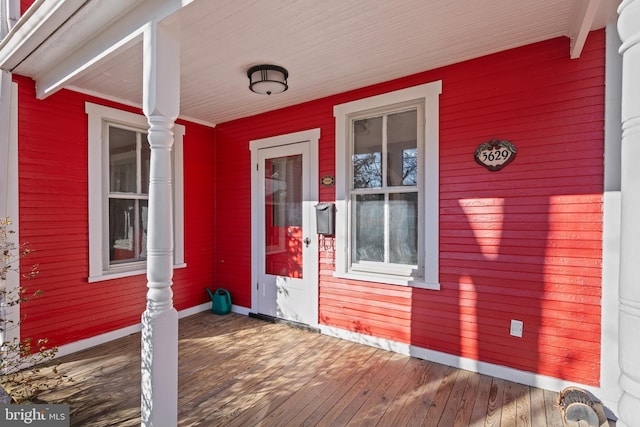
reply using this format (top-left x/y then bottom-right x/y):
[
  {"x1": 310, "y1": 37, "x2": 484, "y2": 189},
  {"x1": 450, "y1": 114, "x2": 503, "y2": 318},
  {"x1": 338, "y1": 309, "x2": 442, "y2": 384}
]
[
  {"x1": 88, "y1": 263, "x2": 187, "y2": 283},
  {"x1": 333, "y1": 271, "x2": 440, "y2": 290}
]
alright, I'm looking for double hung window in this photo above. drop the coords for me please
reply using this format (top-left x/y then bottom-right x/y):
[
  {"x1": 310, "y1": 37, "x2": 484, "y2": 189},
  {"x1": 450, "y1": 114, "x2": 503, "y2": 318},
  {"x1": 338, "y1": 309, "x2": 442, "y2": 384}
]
[
  {"x1": 334, "y1": 81, "x2": 441, "y2": 289},
  {"x1": 350, "y1": 108, "x2": 420, "y2": 276},
  {"x1": 86, "y1": 103, "x2": 185, "y2": 281}
]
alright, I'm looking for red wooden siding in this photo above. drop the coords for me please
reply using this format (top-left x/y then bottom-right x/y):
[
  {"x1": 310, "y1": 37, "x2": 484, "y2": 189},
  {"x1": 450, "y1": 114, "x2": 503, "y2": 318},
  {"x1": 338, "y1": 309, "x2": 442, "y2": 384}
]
[
  {"x1": 214, "y1": 31, "x2": 605, "y2": 386},
  {"x1": 13, "y1": 30, "x2": 605, "y2": 386},
  {"x1": 172, "y1": 119, "x2": 217, "y2": 310},
  {"x1": 20, "y1": 0, "x2": 34, "y2": 14},
  {"x1": 15, "y1": 76, "x2": 216, "y2": 347}
]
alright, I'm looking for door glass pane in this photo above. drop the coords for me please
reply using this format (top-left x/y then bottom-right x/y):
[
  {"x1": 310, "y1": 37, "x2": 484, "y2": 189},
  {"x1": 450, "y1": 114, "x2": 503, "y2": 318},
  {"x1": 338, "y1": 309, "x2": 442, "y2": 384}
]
[
  {"x1": 352, "y1": 194, "x2": 384, "y2": 262},
  {"x1": 389, "y1": 192, "x2": 418, "y2": 265},
  {"x1": 265, "y1": 155, "x2": 303, "y2": 278},
  {"x1": 353, "y1": 116, "x2": 382, "y2": 189},
  {"x1": 109, "y1": 127, "x2": 137, "y2": 193},
  {"x1": 387, "y1": 110, "x2": 417, "y2": 187}
]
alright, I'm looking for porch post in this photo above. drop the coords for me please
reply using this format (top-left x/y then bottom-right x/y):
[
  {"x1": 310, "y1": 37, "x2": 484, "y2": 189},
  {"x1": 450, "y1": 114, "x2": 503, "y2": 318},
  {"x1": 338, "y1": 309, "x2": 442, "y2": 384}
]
[
  {"x1": 617, "y1": 1, "x2": 640, "y2": 426},
  {"x1": 0, "y1": 71, "x2": 12, "y2": 216},
  {"x1": 0, "y1": 70, "x2": 19, "y2": 366},
  {"x1": 140, "y1": 21, "x2": 180, "y2": 427}
]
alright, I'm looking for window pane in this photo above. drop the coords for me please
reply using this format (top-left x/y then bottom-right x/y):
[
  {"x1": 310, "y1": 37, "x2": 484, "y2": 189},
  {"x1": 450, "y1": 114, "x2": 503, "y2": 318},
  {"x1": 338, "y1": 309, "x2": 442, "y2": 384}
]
[
  {"x1": 353, "y1": 116, "x2": 382, "y2": 189},
  {"x1": 109, "y1": 127, "x2": 137, "y2": 193},
  {"x1": 352, "y1": 194, "x2": 384, "y2": 262},
  {"x1": 139, "y1": 200, "x2": 148, "y2": 259},
  {"x1": 109, "y1": 198, "x2": 147, "y2": 263},
  {"x1": 387, "y1": 110, "x2": 417, "y2": 187},
  {"x1": 389, "y1": 192, "x2": 418, "y2": 265},
  {"x1": 140, "y1": 134, "x2": 150, "y2": 194},
  {"x1": 109, "y1": 198, "x2": 136, "y2": 263}
]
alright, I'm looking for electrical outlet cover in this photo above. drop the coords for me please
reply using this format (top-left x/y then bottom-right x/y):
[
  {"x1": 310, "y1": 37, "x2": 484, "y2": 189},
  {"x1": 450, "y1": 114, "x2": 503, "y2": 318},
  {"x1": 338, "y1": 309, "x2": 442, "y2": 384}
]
[{"x1": 510, "y1": 319, "x2": 523, "y2": 337}]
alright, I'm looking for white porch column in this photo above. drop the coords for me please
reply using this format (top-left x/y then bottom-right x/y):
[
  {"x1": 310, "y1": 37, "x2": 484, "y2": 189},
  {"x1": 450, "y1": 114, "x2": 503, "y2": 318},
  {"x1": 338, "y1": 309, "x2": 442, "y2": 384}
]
[
  {"x1": 140, "y1": 21, "x2": 180, "y2": 427},
  {"x1": 618, "y1": 1, "x2": 640, "y2": 426},
  {"x1": 0, "y1": 70, "x2": 19, "y2": 367}
]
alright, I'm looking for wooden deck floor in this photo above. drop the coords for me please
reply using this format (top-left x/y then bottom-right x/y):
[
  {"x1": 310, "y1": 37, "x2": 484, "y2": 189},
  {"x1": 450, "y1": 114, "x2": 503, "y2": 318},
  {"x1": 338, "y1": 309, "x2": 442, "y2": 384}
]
[{"x1": 36, "y1": 311, "x2": 568, "y2": 426}]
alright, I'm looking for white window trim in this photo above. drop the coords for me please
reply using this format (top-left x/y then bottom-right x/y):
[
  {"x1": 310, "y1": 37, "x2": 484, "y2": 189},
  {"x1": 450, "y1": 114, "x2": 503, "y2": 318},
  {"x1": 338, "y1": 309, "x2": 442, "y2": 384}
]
[
  {"x1": 333, "y1": 81, "x2": 442, "y2": 290},
  {"x1": 86, "y1": 102, "x2": 185, "y2": 282}
]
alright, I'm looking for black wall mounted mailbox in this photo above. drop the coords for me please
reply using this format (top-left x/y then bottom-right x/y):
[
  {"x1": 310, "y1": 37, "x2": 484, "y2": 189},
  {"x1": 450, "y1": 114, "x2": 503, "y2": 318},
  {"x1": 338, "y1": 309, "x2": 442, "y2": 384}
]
[{"x1": 315, "y1": 203, "x2": 335, "y2": 236}]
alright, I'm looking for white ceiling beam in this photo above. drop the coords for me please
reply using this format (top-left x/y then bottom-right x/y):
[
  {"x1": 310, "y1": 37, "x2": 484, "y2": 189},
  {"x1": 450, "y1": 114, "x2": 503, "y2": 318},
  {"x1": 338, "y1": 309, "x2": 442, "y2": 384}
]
[
  {"x1": 0, "y1": 0, "x2": 87, "y2": 70},
  {"x1": 569, "y1": 0, "x2": 603, "y2": 59},
  {"x1": 1, "y1": 0, "x2": 21, "y2": 38},
  {"x1": 34, "y1": 0, "x2": 192, "y2": 99}
]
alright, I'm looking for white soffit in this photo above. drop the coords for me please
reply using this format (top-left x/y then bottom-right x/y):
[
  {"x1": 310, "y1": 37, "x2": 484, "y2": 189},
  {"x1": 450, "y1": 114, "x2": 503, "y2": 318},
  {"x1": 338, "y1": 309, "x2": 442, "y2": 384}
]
[{"x1": 2, "y1": 0, "x2": 620, "y2": 125}]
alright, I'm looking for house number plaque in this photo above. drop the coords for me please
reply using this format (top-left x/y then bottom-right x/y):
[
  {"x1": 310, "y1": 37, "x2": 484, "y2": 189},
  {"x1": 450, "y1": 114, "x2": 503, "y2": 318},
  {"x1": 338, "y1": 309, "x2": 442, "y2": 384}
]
[
  {"x1": 321, "y1": 175, "x2": 335, "y2": 187},
  {"x1": 474, "y1": 139, "x2": 517, "y2": 172}
]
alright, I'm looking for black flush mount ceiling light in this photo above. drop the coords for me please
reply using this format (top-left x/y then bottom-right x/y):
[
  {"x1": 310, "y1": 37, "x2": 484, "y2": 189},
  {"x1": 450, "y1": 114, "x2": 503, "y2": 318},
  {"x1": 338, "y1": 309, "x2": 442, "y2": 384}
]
[{"x1": 247, "y1": 64, "x2": 288, "y2": 95}]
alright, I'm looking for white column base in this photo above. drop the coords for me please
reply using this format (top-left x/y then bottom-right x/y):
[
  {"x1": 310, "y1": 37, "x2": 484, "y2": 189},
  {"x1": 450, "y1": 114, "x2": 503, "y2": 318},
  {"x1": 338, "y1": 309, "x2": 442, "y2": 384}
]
[{"x1": 141, "y1": 308, "x2": 178, "y2": 426}]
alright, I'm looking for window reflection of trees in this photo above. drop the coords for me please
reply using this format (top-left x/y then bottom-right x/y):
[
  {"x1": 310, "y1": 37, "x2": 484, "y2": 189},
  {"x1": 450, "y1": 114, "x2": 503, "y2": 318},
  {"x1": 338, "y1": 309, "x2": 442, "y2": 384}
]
[
  {"x1": 402, "y1": 148, "x2": 417, "y2": 186},
  {"x1": 353, "y1": 152, "x2": 382, "y2": 189}
]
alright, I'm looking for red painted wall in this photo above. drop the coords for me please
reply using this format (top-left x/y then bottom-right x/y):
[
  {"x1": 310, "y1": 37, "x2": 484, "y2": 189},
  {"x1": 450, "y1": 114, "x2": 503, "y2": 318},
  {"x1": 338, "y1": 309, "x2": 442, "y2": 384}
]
[
  {"x1": 15, "y1": 76, "x2": 216, "y2": 346},
  {"x1": 214, "y1": 32, "x2": 605, "y2": 385},
  {"x1": 20, "y1": 0, "x2": 34, "y2": 15},
  {"x1": 13, "y1": 30, "x2": 605, "y2": 386}
]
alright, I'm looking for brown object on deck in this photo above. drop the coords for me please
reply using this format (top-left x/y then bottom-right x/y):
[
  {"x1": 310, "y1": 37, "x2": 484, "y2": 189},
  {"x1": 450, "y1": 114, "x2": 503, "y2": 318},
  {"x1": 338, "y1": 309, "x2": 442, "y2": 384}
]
[{"x1": 558, "y1": 387, "x2": 611, "y2": 427}]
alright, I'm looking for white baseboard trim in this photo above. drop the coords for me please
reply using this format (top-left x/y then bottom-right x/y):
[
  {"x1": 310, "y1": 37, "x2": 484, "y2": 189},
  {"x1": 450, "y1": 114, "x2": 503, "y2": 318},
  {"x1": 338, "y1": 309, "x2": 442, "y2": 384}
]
[
  {"x1": 55, "y1": 303, "x2": 249, "y2": 358},
  {"x1": 178, "y1": 302, "x2": 211, "y2": 319},
  {"x1": 319, "y1": 324, "x2": 606, "y2": 402},
  {"x1": 55, "y1": 323, "x2": 142, "y2": 359},
  {"x1": 229, "y1": 305, "x2": 251, "y2": 316}
]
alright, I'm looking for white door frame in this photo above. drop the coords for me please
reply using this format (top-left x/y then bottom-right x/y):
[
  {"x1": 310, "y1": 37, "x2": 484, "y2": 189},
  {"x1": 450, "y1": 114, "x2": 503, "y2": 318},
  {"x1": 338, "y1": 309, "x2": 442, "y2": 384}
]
[{"x1": 250, "y1": 128, "x2": 320, "y2": 327}]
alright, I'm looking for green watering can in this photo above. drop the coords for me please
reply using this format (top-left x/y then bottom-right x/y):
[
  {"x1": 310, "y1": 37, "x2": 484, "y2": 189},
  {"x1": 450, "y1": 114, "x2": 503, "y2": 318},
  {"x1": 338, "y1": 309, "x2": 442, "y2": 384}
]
[{"x1": 206, "y1": 288, "x2": 232, "y2": 315}]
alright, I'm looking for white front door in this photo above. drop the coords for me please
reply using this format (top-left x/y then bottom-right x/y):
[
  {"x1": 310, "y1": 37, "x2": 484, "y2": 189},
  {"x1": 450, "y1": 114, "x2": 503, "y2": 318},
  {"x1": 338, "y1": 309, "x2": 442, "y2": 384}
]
[{"x1": 251, "y1": 130, "x2": 319, "y2": 328}]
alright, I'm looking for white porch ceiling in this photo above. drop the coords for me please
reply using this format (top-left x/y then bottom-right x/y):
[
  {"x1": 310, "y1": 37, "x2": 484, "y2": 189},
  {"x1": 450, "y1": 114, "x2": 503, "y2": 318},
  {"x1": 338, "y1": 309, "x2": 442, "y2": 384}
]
[{"x1": 2, "y1": 0, "x2": 620, "y2": 126}]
